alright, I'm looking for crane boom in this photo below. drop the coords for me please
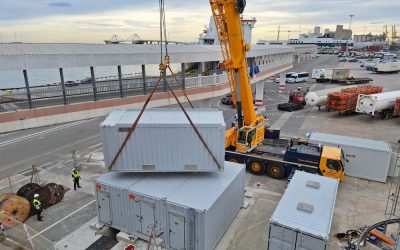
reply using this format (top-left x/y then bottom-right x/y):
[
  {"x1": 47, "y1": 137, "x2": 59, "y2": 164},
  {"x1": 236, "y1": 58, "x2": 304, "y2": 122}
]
[
  {"x1": 210, "y1": 0, "x2": 256, "y2": 126},
  {"x1": 210, "y1": 0, "x2": 267, "y2": 153}
]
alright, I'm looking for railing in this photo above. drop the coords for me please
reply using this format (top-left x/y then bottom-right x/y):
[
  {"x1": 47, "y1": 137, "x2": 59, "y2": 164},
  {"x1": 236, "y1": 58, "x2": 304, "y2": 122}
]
[{"x1": 0, "y1": 73, "x2": 229, "y2": 112}]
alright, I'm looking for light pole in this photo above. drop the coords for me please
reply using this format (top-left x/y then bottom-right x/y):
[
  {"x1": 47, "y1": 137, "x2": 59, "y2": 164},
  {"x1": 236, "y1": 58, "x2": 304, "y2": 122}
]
[{"x1": 349, "y1": 14, "x2": 354, "y2": 30}]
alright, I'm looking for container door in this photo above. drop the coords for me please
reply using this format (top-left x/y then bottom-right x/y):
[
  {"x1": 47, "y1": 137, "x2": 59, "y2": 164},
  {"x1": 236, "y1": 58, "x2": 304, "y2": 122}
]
[
  {"x1": 296, "y1": 232, "x2": 326, "y2": 250},
  {"x1": 97, "y1": 191, "x2": 111, "y2": 224},
  {"x1": 268, "y1": 224, "x2": 296, "y2": 250},
  {"x1": 139, "y1": 200, "x2": 155, "y2": 236},
  {"x1": 169, "y1": 212, "x2": 185, "y2": 250}
]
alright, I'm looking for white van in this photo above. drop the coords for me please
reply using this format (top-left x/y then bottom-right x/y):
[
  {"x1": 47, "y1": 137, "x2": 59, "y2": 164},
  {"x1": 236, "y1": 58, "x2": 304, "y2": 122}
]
[
  {"x1": 284, "y1": 72, "x2": 296, "y2": 83},
  {"x1": 287, "y1": 72, "x2": 310, "y2": 83}
]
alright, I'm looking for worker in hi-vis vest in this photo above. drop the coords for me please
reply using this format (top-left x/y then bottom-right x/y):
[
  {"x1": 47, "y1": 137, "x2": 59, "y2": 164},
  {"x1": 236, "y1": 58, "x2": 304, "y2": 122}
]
[
  {"x1": 72, "y1": 168, "x2": 81, "y2": 191},
  {"x1": 33, "y1": 193, "x2": 43, "y2": 221}
]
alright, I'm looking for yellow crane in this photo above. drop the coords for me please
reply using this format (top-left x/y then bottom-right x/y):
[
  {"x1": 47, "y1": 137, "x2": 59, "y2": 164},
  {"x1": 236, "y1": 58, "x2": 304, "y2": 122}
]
[
  {"x1": 210, "y1": 0, "x2": 267, "y2": 153},
  {"x1": 209, "y1": 0, "x2": 345, "y2": 181}
]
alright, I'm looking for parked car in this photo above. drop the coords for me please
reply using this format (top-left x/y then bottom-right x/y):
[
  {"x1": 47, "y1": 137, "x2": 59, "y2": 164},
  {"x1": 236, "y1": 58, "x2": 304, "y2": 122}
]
[
  {"x1": 65, "y1": 80, "x2": 78, "y2": 87},
  {"x1": 221, "y1": 93, "x2": 233, "y2": 105},
  {"x1": 80, "y1": 77, "x2": 93, "y2": 84},
  {"x1": 274, "y1": 77, "x2": 281, "y2": 83},
  {"x1": 348, "y1": 58, "x2": 358, "y2": 62},
  {"x1": 339, "y1": 58, "x2": 348, "y2": 62}
]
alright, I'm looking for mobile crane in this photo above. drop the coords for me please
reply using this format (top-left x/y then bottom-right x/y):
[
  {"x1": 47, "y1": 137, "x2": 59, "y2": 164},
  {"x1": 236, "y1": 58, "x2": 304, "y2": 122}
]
[{"x1": 209, "y1": 0, "x2": 345, "y2": 181}]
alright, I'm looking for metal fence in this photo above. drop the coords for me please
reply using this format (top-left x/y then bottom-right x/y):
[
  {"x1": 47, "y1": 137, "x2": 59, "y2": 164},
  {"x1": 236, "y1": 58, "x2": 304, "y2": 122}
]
[
  {"x1": 1, "y1": 216, "x2": 56, "y2": 250},
  {"x1": 0, "y1": 73, "x2": 228, "y2": 112}
]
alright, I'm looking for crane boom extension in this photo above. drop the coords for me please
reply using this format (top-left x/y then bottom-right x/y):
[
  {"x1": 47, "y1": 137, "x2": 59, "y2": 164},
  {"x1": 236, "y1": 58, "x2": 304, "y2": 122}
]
[
  {"x1": 210, "y1": 0, "x2": 255, "y2": 125},
  {"x1": 210, "y1": 0, "x2": 267, "y2": 153}
]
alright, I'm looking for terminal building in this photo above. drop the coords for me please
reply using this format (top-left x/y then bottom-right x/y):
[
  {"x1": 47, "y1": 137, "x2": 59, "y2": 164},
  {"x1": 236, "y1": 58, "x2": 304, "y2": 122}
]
[{"x1": 0, "y1": 16, "x2": 316, "y2": 133}]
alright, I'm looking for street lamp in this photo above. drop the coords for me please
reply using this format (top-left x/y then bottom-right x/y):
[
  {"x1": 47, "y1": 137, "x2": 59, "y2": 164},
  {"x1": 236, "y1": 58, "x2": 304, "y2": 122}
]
[{"x1": 349, "y1": 15, "x2": 354, "y2": 30}]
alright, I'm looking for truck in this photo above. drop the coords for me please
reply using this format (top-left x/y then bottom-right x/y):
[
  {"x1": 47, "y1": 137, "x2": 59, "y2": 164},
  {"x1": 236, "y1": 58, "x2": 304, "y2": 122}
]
[
  {"x1": 312, "y1": 68, "x2": 372, "y2": 84},
  {"x1": 211, "y1": 0, "x2": 345, "y2": 181},
  {"x1": 312, "y1": 68, "x2": 350, "y2": 83},
  {"x1": 308, "y1": 132, "x2": 395, "y2": 183},
  {"x1": 277, "y1": 88, "x2": 307, "y2": 112}
]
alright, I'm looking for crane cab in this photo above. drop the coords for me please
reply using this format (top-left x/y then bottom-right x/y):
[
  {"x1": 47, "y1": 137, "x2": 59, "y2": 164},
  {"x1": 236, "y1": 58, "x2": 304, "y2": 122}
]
[{"x1": 235, "y1": 116, "x2": 267, "y2": 152}]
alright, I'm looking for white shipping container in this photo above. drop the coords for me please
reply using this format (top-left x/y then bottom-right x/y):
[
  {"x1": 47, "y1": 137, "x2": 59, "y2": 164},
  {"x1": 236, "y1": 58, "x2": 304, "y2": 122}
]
[
  {"x1": 95, "y1": 161, "x2": 245, "y2": 250},
  {"x1": 374, "y1": 62, "x2": 400, "y2": 73},
  {"x1": 308, "y1": 132, "x2": 392, "y2": 182},
  {"x1": 311, "y1": 69, "x2": 325, "y2": 79},
  {"x1": 268, "y1": 171, "x2": 338, "y2": 250},
  {"x1": 100, "y1": 108, "x2": 226, "y2": 172}
]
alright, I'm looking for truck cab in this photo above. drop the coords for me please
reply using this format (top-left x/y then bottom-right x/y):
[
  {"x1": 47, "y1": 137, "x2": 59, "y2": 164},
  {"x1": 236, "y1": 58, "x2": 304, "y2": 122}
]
[{"x1": 283, "y1": 144, "x2": 345, "y2": 181}]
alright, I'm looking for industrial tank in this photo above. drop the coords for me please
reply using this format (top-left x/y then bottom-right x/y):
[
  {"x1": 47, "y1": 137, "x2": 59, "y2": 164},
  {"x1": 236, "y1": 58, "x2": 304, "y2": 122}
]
[
  {"x1": 356, "y1": 90, "x2": 400, "y2": 116},
  {"x1": 305, "y1": 85, "x2": 363, "y2": 107}
]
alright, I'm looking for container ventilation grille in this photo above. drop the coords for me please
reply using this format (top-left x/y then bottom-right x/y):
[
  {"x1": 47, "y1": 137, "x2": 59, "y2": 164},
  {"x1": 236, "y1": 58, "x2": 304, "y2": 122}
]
[
  {"x1": 297, "y1": 202, "x2": 313, "y2": 213},
  {"x1": 306, "y1": 180, "x2": 320, "y2": 189}
]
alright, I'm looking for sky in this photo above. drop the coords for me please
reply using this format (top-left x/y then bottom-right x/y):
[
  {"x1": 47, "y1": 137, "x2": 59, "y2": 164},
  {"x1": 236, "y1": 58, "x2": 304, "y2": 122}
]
[{"x1": 0, "y1": 0, "x2": 399, "y2": 43}]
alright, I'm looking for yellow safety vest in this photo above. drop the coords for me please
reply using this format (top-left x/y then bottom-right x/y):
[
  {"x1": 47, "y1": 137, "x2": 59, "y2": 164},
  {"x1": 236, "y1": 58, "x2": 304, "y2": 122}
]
[
  {"x1": 72, "y1": 170, "x2": 80, "y2": 179},
  {"x1": 33, "y1": 198, "x2": 41, "y2": 210}
]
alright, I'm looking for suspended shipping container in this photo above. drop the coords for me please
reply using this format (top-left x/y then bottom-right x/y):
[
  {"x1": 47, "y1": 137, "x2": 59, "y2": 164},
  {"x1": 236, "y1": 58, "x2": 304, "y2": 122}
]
[
  {"x1": 95, "y1": 161, "x2": 245, "y2": 250},
  {"x1": 100, "y1": 108, "x2": 226, "y2": 172},
  {"x1": 268, "y1": 171, "x2": 338, "y2": 250}
]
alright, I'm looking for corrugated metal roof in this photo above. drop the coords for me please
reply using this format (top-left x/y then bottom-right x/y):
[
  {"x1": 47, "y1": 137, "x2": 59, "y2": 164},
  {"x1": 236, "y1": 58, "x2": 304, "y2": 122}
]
[
  {"x1": 270, "y1": 171, "x2": 338, "y2": 240},
  {"x1": 100, "y1": 108, "x2": 225, "y2": 127},
  {"x1": 96, "y1": 161, "x2": 245, "y2": 211},
  {"x1": 309, "y1": 132, "x2": 391, "y2": 152},
  {"x1": 0, "y1": 43, "x2": 293, "y2": 70}
]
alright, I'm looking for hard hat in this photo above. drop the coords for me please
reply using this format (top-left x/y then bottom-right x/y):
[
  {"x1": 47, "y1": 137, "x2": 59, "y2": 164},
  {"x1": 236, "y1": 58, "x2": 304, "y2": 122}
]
[
  {"x1": 34, "y1": 194, "x2": 39, "y2": 198},
  {"x1": 72, "y1": 168, "x2": 76, "y2": 171}
]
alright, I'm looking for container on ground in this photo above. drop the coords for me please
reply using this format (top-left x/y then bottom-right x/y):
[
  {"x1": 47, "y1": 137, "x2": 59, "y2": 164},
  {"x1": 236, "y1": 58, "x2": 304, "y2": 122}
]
[
  {"x1": 308, "y1": 132, "x2": 392, "y2": 182},
  {"x1": 95, "y1": 161, "x2": 245, "y2": 250},
  {"x1": 268, "y1": 171, "x2": 338, "y2": 250},
  {"x1": 100, "y1": 108, "x2": 226, "y2": 172}
]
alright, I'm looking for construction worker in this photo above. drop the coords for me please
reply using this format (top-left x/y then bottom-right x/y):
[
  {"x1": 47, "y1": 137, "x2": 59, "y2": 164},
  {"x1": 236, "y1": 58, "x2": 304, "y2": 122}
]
[
  {"x1": 72, "y1": 168, "x2": 81, "y2": 191},
  {"x1": 33, "y1": 194, "x2": 43, "y2": 221}
]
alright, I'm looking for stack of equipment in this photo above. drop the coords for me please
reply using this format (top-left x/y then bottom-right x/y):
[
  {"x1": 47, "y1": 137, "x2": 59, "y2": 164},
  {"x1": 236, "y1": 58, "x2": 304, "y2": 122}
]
[{"x1": 96, "y1": 108, "x2": 245, "y2": 250}]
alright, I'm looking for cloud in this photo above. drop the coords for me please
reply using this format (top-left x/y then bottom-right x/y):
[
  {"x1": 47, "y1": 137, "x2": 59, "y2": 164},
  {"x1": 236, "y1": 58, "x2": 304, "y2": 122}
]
[
  {"x1": 0, "y1": 0, "x2": 399, "y2": 43},
  {"x1": 48, "y1": 2, "x2": 72, "y2": 8}
]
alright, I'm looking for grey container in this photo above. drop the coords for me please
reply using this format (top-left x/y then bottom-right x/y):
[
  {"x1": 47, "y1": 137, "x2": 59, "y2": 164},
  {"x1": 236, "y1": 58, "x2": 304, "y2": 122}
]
[
  {"x1": 268, "y1": 171, "x2": 338, "y2": 250},
  {"x1": 308, "y1": 132, "x2": 392, "y2": 182},
  {"x1": 100, "y1": 108, "x2": 226, "y2": 172},
  {"x1": 95, "y1": 161, "x2": 245, "y2": 250}
]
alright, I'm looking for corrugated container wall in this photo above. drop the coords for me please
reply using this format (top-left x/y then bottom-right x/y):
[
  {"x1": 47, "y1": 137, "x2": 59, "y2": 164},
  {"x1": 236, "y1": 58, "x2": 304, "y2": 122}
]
[
  {"x1": 95, "y1": 161, "x2": 245, "y2": 250},
  {"x1": 268, "y1": 171, "x2": 338, "y2": 250},
  {"x1": 308, "y1": 132, "x2": 392, "y2": 182},
  {"x1": 100, "y1": 108, "x2": 226, "y2": 172}
]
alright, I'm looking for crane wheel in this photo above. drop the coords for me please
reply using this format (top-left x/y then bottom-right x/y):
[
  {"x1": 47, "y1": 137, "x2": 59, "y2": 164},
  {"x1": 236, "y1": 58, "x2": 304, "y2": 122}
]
[
  {"x1": 248, "y1": 160, "x2": 265, "y2": 175},
  {"x1": 267, "y1": 165, "x2": 285, "y2": 179}
]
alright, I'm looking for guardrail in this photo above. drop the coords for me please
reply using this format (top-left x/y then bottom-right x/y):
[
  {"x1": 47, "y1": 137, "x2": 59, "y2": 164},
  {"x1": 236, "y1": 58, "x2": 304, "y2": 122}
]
[{"x1": 0, "y1": 73, "x2": 228, "y2": 112}]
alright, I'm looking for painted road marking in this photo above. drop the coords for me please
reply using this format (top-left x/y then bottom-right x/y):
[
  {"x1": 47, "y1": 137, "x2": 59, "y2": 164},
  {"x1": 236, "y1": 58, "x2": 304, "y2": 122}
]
[
  {"x1": 29, "y1": 200, "x2": 96, "y2": 240},
  {"x1": 0, "y1": 135, "x2": 99, "y2": 173},
  {"x1": 0, "y1": 119, "x2": 96, "y2": 148},
  {"x1": 89, "y1": 143, "x2": 102, "y2": 149}
]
